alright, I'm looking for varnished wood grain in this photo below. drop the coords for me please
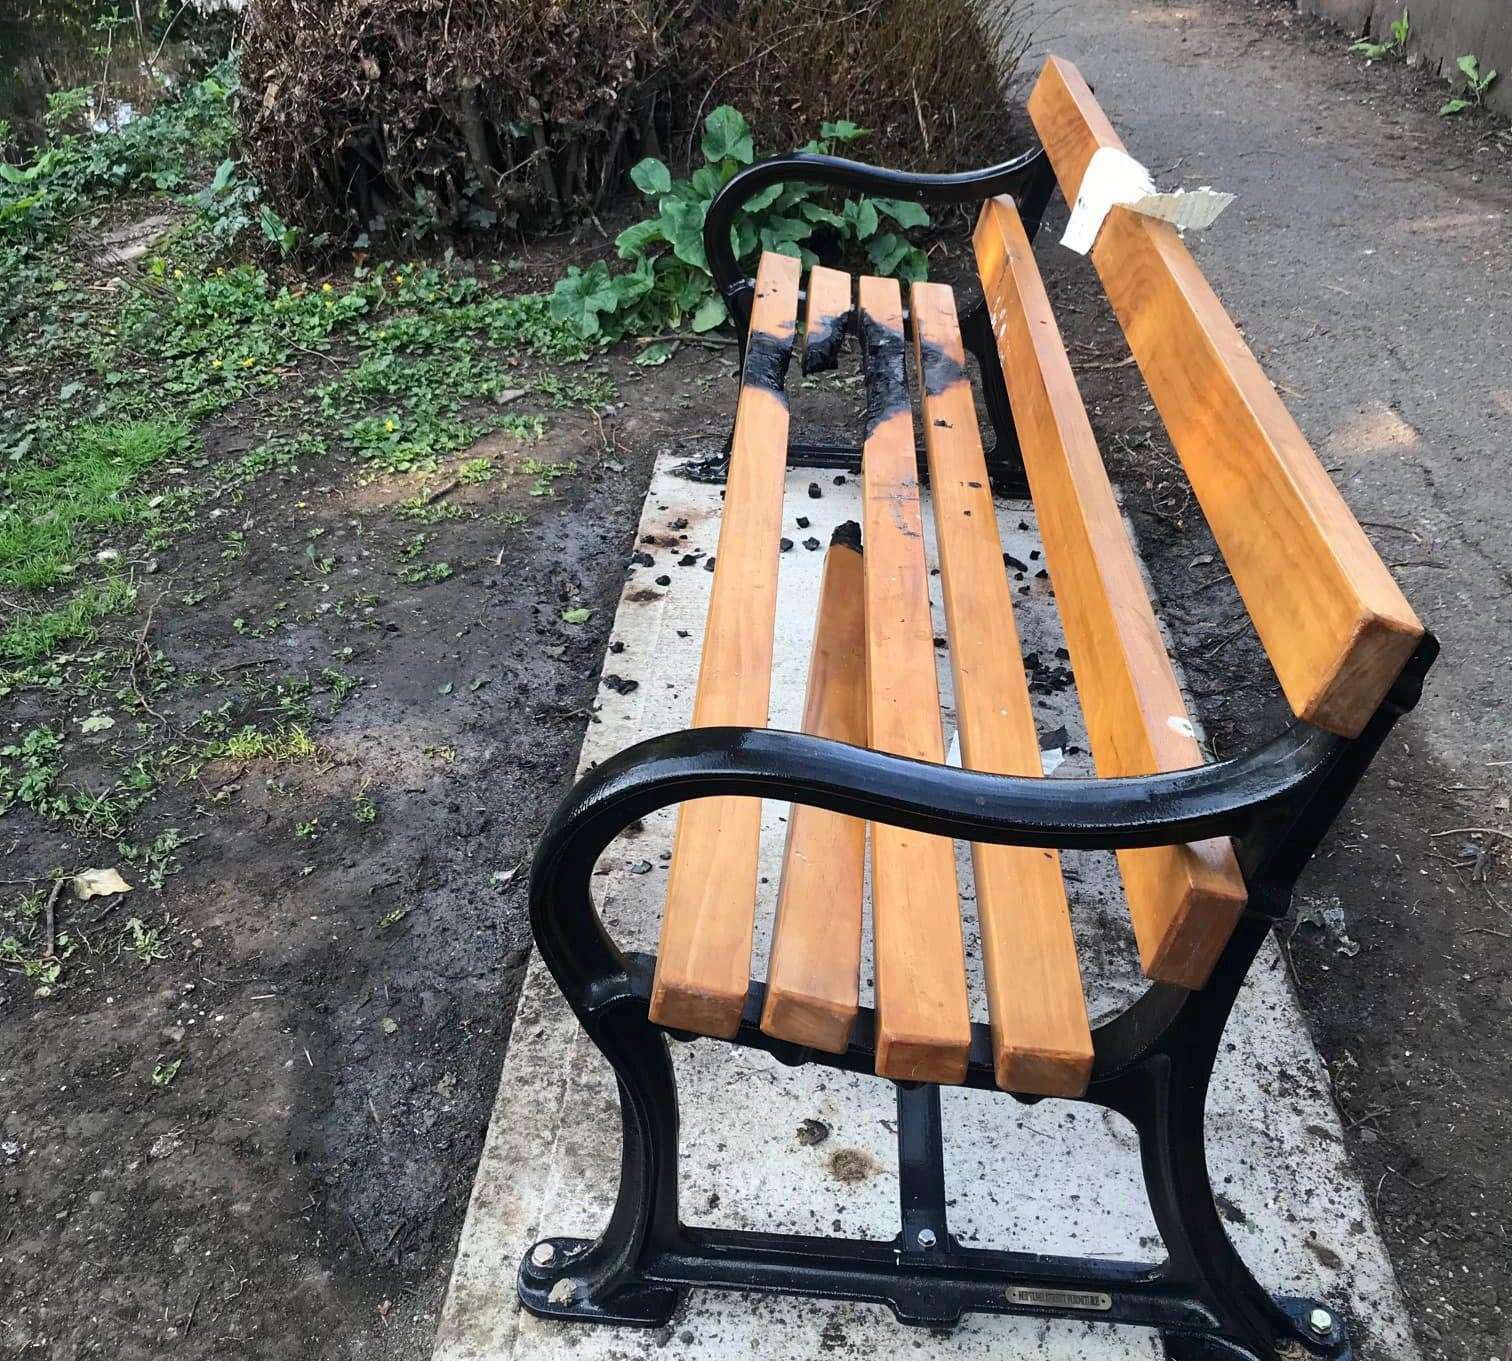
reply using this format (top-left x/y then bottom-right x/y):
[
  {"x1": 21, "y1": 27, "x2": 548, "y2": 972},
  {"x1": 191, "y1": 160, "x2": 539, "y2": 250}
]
[
  {"x1": 761, "y1": 536, "x2": 869, "y2": 1053},
  {"x1": 650, "y1": 251, "x2": 801, "y2": 1036},
  {"x1": 1028, "y1": 56, "x2": 1422, "y2": 738},
  {"x1": 974, "y1": 196, "x2": 1247, "y2": 988},
  {"x1": 859, "y1": 274, "x2": 971, "y2": 1084},
  {"x1": 912, "y1": 280, "x2": 1093, "y2": 1094}
]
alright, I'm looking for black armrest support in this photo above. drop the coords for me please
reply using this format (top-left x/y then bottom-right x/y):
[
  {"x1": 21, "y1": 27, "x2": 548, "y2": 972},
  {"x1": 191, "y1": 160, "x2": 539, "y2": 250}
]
[{"x1": 703, "y1": 145, "x2": 1057, "y2": 335}]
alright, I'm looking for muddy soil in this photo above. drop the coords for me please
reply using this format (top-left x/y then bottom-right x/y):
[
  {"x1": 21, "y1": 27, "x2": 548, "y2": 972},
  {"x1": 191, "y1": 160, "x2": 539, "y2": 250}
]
[{"x1": 0, "y1": 329, "x2": 735, "y2": 1357}]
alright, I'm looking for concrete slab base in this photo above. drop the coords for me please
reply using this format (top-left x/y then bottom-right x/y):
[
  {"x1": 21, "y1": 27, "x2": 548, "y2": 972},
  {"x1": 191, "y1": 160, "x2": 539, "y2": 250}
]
[{"x1": 432, "y1": 453, "x2": 1418, "y2": 1361}]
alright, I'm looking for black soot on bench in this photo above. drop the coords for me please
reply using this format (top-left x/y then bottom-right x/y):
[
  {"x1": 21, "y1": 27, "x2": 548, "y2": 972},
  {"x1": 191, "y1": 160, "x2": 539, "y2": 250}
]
[
  {"x1": 802, "y1": 306, "x2": 851, "y2": 376},
  {"x1": 740, "y1": 318, "x2": 796, "y2": 407},
  {"x1": 917, "y1": 335, "x2": 969, "y2": 399},
  {"x1": 860, "y1": 307, "x2": 909, "y2": 439}
]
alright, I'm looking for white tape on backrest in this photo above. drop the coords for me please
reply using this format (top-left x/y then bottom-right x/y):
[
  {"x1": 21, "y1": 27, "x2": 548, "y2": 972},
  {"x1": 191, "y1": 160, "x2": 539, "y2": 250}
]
[{"x1": 1060, "y1": 145, "x2": 1236, "y2": 256}]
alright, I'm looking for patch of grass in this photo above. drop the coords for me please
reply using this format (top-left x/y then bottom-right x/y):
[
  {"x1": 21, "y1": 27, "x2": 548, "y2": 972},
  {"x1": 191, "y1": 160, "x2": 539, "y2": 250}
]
[
  {"x1": 398, "y1": 560, "x2": 454, "y2": 585},
  {"x1": 524, "y1": 458, "x2": 577, "y2": 497},
  {"x1": 203, "y1": 723, "x2": 317, "y2": 762},
  {"x1": 0, "y1": 577, "x2": 138, "y2": 663},
  {"x1": 1, "y1": 420, "x2": 194, "y2": 591}
]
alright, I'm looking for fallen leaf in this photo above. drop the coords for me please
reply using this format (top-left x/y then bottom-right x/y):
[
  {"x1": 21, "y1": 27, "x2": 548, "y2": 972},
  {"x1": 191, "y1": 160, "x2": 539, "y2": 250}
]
[
  {"x1": 79, "y1": 713, "x2": 116, "y2": 734},
  {"x1": 73, "y1": 867, "x2": 132, "y2": 900},
  {"x1": 561, "y1": 606, "x2": 592, "y2": 625},
  {"x1": 380, "y1": 1016, "x2": 399, "y2": 1034}
]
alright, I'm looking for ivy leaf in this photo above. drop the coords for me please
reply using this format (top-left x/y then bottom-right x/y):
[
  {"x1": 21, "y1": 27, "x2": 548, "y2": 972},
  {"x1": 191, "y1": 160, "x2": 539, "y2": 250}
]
[
  {"x1": 820, "y1": 119, "x2": 867, "y2": 142},
  {"x1": 866, "y1": 232, "x2": 913, "y2": 276},
  {"x1": 549, "y1": 261, "x2": 620, "y2": 339},
  {"x1": 659, "y1": 197, "x2": 709, "y2": 271},
  {"x1": 842, "y1": 198, "x2": 879, "y2": 240},
  {"x1": 629, "y1": 157, "x2": 671, "y2": 197},
  {"x1": 732, "y1": 217, "x2": 759, "y2": 260},
  {"x1": 873, "y1": 197, "x2": 931, "y2": 230},
  {"x1": 690, "y1": 164, "x2": 728, "y2": 200},
  {"x1": 702, "y1": 105, "x2": 754, "y2": 165},
  {"x1": 691, "y1": 295, "x2": 727, "y2": 333},
  {"x1": 615, "y1": 217, "x2": 663, "y2": 261},
  {"x1": 742, "y1": 181, "x2": 785, "y2": 214},
  {"x1": 635, "y1": 339, "x2": 677, "y2": 366},
  {"x1": 800, "y1": 201, "x2": 845, "y2": 229},
  {"x1": 758, "y1": 215, "x2": 811, "y2": 249}
]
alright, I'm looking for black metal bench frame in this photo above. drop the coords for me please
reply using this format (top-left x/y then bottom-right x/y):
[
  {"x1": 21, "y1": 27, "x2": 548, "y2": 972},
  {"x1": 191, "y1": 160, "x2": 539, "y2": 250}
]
[{"x1": 515, "y1": 148, "x2": 1438, "y2": 1361}]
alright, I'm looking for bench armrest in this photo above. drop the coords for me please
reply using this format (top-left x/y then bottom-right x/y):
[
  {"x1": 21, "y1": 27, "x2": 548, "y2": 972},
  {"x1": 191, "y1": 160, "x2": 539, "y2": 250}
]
[{"x1": 703, "y1": 146, "x2": 1055, "y2": 336}]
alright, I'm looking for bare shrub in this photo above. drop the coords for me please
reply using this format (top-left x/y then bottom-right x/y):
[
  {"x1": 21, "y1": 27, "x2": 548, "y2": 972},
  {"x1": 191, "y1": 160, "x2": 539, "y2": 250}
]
[{"x1": 237, "y1": 0, "x2": 1029, "y2": 237}]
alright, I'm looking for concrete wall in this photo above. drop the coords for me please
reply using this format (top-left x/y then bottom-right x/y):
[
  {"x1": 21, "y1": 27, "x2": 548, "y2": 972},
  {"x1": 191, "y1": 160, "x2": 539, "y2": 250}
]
[{"x1": 1299, "y1": 0, "x2": 1512, "y2": 117}]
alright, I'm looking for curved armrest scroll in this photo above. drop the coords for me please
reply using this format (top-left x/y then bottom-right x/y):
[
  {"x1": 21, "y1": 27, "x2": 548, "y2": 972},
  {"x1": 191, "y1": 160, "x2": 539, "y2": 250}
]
[{"x1": 703, "y1": 146, "x2": 1055, "y2": 335}]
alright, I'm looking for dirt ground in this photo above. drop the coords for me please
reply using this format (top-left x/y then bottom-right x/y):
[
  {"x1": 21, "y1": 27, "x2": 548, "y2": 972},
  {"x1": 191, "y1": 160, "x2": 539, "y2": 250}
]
[{"x1": 2, "y1": 2, "x2": 1509, "y2": 1360}]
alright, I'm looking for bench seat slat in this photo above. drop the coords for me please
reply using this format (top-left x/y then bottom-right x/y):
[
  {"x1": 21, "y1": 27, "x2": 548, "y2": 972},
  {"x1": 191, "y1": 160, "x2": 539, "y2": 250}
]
[
  {"x1": 650, "y1": 251, "x2": 801, "y2": 1037},
  {"x1": 911, "y1": 281, "x2": 1094, "y2": 1096},
  {"x1": 1028, "y1": 57, "x2": 1423, "y2": 739},
  {"x1": 974, "y1": 196, "x2": 1247, "y2": 989},
  {"x1": 802, "y1": 264, "x2": 852, "y2": 374},
  {"x1": 760, "y1": 534, "x2": 869, "y2": 1053},
  {"x1": 859, "y1": 275, "x2": 972, "y2": 1085}
]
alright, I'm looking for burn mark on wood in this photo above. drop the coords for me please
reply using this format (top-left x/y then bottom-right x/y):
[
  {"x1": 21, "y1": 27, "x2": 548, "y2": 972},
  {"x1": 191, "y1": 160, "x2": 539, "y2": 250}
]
[
  {"x1": 802, "y1": 305, "x2": 852, "y2": 376},
  {"x1": 860, "y1": 307, "x2": 909, "y2": 441},
  {"x1": 918, "y1": 334, "x2": 969, "y2": 399},
  {"x1": 741, "y1": 319, "x2": 796, "y2": 405}
]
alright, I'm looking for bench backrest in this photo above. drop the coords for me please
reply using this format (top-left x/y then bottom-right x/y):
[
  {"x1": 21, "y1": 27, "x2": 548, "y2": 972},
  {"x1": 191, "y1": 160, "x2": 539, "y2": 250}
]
[{"x1": 1018, "y1": 57, "x2": 1423, "y2": 739}]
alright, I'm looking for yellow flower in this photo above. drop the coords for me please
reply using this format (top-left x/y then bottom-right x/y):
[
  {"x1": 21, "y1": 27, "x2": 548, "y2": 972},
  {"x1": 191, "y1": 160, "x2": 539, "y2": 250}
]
[
  {"x1": 172, "y1": 268, "x2": 184, "y2": 280},
  {"x1": 384, "y1": 418, "x2": 396, "y2": 433},
  {"x1": 215, "y1": 266, "x2": 225, "y2": 276},
  {"x1": 241, "y1": 357, "x2": 255, "y2": 369},
  {"x1": 394, "y1": 273, "x2": 404, "y2": 285},
  {"x1": 211, "y1": 358, "x2": 223, "y2": 369},
  {"x1": 324, "y1": 300, "x2": 334, "y2": 310},
  {"x1": 321, "y1": 282, "x2": 334, "y2": 294}
]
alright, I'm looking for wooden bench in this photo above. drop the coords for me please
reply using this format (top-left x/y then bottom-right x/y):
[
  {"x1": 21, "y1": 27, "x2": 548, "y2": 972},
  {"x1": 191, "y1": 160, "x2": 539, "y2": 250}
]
[{"x1": 517, "y1": 56, "x2": 1434, "y2": 1361}]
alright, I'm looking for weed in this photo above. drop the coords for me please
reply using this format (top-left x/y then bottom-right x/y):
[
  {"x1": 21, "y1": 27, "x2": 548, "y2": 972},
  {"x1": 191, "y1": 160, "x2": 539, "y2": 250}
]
[
  {"x1": 122, "y1": 916, "x2": 170, "y2": 964},
  {"x1": 398, "y1": 561, "x2": 454, "y2": 585},
  {"x1": 501, "y1": 413, "x2": 548, "y2": 442},
  {"x1": 151, "y1": 1058, "x2": 184, "y2": 1087},
  {"x1": 1441, "y1": 54, "x2": 1498, "y2": 115},
  {"x1": 354, "y1": 793, "x2": 378, "y2": 825},
  {"x1": 550, "y1": 108, "x2": 929, "y2": 342},
  {"x1": 295, "y1": 818, "x2": 320, "y2": 839},
  {"x1": 536, "y1": 371, "x2": 617, "y2": 410},
  {"x1": 524, "y1": 458, "x2": 577, "y2": 497},
  {"x1": 1352, "y1": 9, "x2": 1410, "y2": 60},
  {"x1": 457, "y1": 457, "x2": 494, "y2": 485},
  {"x1": 0, "y1": 577, "x2": 138, "y2": 663},
  {"x1": 203, "y1": 724, "x2": 316, "y2": 762}
]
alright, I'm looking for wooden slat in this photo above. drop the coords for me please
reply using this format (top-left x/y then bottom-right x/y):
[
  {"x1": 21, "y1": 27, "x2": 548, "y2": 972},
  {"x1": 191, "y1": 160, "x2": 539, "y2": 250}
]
[
  {"x1": 858, "y1": 274, "x2": 971, "y2": 1085},
  {"x1": 761, "y1": 531, "x2": 868, "y2": 1053},
  {"x1": 911, "y1": 281, "x2": 1093, "y2": 1095},
  {"x1": 974, "y1": 196, "x2": 1247, "y2": 988},
  {"x1": 802, "y1": 264, "x2": 852, "y2": 374},
  {"x1": 650, "y1": 251, "x2": 801, "y2": 1037},
  {"x1": 1028, "y1": 56, "x2": 1423, "y2": 739}
]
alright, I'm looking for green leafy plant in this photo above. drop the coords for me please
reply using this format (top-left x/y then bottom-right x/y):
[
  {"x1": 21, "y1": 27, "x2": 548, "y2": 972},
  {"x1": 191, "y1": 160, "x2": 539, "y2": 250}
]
[
  {"x1": 550, "y1": 108, "x2": 930, "y2": 343},
  {"x1": 1351, "y1": 8, "x2": 1409, "y2": 60},
  {"x1": 1440, "y1": 53, "x2": 1498, "y2": 115}
]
